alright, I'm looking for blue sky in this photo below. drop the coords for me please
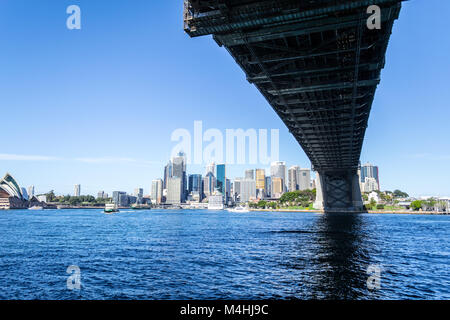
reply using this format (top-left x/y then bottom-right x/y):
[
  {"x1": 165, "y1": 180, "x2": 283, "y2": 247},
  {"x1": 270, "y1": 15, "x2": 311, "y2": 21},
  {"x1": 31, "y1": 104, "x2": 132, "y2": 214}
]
[{"x1": 0, "y1": 0, "x2": 449, "y2": 197}]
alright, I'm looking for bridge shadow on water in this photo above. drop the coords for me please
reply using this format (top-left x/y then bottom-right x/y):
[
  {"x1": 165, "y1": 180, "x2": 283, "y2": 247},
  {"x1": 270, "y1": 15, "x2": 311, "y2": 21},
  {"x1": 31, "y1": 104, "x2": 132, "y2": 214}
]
[{"x1": 276, "y1": 213, "x2": 379, "y2": 300}]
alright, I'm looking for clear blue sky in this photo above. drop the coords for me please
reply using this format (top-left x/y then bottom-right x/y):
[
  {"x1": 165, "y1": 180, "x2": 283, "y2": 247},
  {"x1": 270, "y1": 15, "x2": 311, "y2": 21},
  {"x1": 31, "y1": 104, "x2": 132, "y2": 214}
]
[{"x1": 0, "y1": 0, "x2": 449, "y2": 197}]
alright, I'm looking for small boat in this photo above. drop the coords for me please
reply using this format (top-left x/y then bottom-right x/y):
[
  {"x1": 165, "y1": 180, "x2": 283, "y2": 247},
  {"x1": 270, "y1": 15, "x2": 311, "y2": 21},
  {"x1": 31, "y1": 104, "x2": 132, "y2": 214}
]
[
  {"x1": 104, "y1": 203, "x2": 119, "y2": 214},
  {"x1": 227, "y1": 206, "x2": 250, "y2": 213},
  {"x1": 29, "y1": 206, "x2": 44, "y2": 210}
]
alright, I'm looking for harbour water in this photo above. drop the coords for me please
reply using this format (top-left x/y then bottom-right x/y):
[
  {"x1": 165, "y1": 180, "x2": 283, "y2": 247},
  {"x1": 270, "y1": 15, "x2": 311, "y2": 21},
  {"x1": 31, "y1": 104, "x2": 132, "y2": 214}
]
[{"x1": 0, "y1": 209, "x2": 448, "y2": 300}]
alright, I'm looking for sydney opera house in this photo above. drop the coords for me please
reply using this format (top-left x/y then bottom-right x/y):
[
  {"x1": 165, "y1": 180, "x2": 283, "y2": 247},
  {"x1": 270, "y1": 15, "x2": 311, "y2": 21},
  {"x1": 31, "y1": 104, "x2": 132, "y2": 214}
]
[{"x1": 0, "y1": 173, "x2": 43, "y2": 210}]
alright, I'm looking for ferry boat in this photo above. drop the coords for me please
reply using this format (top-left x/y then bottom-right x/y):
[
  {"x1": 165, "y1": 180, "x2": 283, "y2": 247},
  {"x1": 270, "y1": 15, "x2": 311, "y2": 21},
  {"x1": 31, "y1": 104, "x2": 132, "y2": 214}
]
[
  {"x1": 104, "y1": 203, "x2": 119, "y2": 214},
  {"x1": 227, "y1": 206, "x2": 250, "y2": 213},
  {"x1": 130, "y1": 204, "x2": 151, "y2": 210}
]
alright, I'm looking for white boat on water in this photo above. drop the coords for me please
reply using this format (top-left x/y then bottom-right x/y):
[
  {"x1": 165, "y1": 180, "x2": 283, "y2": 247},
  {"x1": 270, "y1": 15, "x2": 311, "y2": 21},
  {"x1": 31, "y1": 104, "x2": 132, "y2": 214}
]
[
  {"x1": 227, "y1": 206, "x2": 250, "y2": 213},
  {"x1": 28, "y1": 206, "x2": 43, "y2": 210},
  {"x1": 104, "y1": 203, "x2": 119, "y2": 214}
]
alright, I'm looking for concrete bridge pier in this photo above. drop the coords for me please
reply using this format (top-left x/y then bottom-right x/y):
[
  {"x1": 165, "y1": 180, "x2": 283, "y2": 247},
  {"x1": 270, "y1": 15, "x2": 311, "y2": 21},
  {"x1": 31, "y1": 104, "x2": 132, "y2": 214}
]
[{"x1": 314, "y1": 171, "x2": 364, "y2": 213}]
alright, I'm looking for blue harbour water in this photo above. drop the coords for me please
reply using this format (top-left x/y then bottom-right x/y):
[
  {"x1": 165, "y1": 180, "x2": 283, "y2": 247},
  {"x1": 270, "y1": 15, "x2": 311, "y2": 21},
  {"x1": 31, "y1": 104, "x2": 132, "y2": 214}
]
[{"x1": 0, "y1": 209, "x2": 448, "y2": 300}]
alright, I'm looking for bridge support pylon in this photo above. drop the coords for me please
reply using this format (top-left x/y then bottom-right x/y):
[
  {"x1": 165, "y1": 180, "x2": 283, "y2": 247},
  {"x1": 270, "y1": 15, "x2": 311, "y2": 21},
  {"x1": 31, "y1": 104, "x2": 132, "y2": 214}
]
[{"x1": 314, "y1": 170, "x2": 365, "y2": 213}]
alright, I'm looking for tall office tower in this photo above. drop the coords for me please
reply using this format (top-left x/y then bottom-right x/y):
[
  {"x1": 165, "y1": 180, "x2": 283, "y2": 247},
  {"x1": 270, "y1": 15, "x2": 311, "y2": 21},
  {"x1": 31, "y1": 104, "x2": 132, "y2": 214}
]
[
  {"x1": 172, "y1": 152, "x2": 187, "y2": 201},
  {"x1": 97, "y1": 191, "x2": 105, "y2": 199},
  {"x1": 74, "y1": 184, "x2": 81, "y2": 197},
  {"x1": 265, "y1": 176, "x2": 272, "y2": 198},
  {"x1": 112, "y1": 191, "x2": 127, "y2": 205},
  {"x1": 288, "y1": 166, "x2": 300, "y2": 191},
  {"x1": 188, "y1": 174, "x2": 202, "y2": 193},
  {"x1": 272, "y1": 177, "x2": 283, "y2": 198},
  {"x1": 206, "y1": 162, "x2": 215, "y2": 176},
  {"x1": 255, "y1": 169, "x2": 266, "y2": 199},
  {"x1": 163, "y1": 161, "x2": 172, "y2": 189},
  {"x1": 151, "y1": 179, "x2": 163, "y2": 204},
  {"x1": 245, "y1": 169, "x2": 254, "y2": 180},
  {"x1": 203, "y1": 172, "x2": 216, "y2": 197},
  {"x1": 360, "y1": 162, "x2": 380, "y2": 190},
  {"x1": 216, "y1": 164, "x2": 226, "y2": 194},
  {"x1": 298, "y1": 168, "x2": 311, "y2": 190},
  {"x1": 28, "y1": 185, "x2": 35, "y2": 198},
  {"x1": 235, "y1": 178, "x2": 256, "y2": 203},
  {"x1": 166, "y1": 177, "x2": 182, "y2": 205},
  {"x1": 270, "y1": 161, "x2": 286, "y2": 192}
]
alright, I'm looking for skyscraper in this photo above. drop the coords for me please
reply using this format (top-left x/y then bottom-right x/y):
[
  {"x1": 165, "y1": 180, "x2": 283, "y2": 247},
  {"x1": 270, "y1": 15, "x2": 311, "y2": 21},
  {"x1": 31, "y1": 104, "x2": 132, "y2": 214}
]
[
  {"x1": 360, "y1": 162, "x2": 380, "y2": 190},
  {"x1": 206, "y1": 162, "x2": 215, "y2": 176},
  {"x1": 272, "y1": 177, "x2": 283, "y2": 198},
  {"x1": 234, "y1": 178, "x2": 256, "y2": 203},
  {"x1": 172, "y1": 152, "x2": 187, "y2": 202},
  {"x1": 255, "y1": 169, "x2": 265, "y2": 199},
  {"x1": 163, "y1": 161, "x2": 172, "y2": 189},
  {"x1": 203, "y1": 172, "x2": 216, "y2": 197},
  {"x1": 265, "y1": 176, "x2": 272, "y2": 198},
  {"x1": 298, "y1": 168, "x2": 311, "y2": 191},
  {"x1": 166, "y1": 177, "x2": 182, "y2": 205},
  {"x1": 74, "y1": 184, "x2": 81, "y2": 197},
  {"x1": 288, "y1": 166, "x2": 299, "y2": 191},
  {"x1": 270, "y1": 161, "x2": 286, "y2": 192},
  {"x1": 151, "y1": 179, "x2": 163, "y2": 204},
  {"x1": 216, "y1": 164, "x2": 226, "y2": 194}
]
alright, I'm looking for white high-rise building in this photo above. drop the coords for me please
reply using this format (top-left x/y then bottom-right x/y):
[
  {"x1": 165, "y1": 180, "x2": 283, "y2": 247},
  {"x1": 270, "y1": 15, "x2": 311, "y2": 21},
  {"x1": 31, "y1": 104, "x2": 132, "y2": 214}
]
[
  {"x1": 74, "y1": 184, "x2": 81, "y2": 197},
  {"x1": 206, "y1": 162, "x2": 216, "y2": 176},
  {"x1": 288, "y1": 166, "x2": 299, "y2": 192},
  {"x1": 362, "y1": 177, "x2": 379, "y2": 193},
  {"x1": 166, "y1": 177, "x2": 182, "y2": 205},
  {"x1": 234, "y1": 178, "x2": 256, "y2": 203}
]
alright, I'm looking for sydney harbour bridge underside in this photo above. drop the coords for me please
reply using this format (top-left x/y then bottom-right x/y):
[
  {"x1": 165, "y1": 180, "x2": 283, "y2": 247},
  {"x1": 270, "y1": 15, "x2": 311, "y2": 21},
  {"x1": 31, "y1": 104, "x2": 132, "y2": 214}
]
[{"x1": 184, "y1": 0, "x2": 402, "y2": 212}]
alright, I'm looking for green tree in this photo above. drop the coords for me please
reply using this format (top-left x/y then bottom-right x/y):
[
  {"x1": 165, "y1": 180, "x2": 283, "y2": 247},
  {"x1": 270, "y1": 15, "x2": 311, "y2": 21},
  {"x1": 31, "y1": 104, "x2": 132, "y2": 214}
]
[{"x1": 410, "y1": 200, "x2": 423, "y2": 211}]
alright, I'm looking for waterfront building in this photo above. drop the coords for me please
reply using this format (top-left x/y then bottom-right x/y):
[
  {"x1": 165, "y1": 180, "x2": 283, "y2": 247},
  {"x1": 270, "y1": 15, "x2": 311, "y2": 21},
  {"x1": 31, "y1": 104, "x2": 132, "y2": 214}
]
[
  {"x1": 112, "y1": 191, "x2": 127, "y2": 205},
  {"x1": 0, "y1": 173, "x2": 28, "y2": 209},
  {"x1": 272, "y1": 177, "x2": 283, "y2": 199},
  {"x1": 166, "y1": 177, "x2": 183, "y2": 205},
  {"x1": 208, "y1": 192, "x2": 224, "y2": 210},
  {"x1": 360, "y1": 162, "x2": 380, "y2": 190},
  {"x1": 226, "y1": 178, "x2": 231, "y2": 200},
  {"x1": 97, "y1": 191, "x2": 105, "y2": 199},
  {"x1": 298, "y1": 168, "x2": 311, "y2": 191},
  {"x1": 245, "y1": 169, "x2": 255, "y2": 180},
  {"x1": 216, "y1": 164, "x2": 226, "y2": 194},
  {"x1": 28, "y1": 185, "x2": 35, "y2": 198},
  {"x1": 188, "y1": 174, "x2": 202, "y2": 193},
  {"x1": 151, "y1": 179, "x2": 163, "y2": 204},
  {"x1": 270, "y1": 161, "x2": 286, "y2": 193},
  {"x1": 74, "y1": 184, "x2": 81, "y2": 197}
]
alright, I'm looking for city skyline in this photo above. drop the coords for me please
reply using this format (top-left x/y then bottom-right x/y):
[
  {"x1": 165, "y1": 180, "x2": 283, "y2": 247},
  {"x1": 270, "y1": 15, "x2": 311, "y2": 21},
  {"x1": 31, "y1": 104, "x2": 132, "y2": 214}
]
[{"x1": 1, "y1": 1, "x2": 449, "y2": 197}]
